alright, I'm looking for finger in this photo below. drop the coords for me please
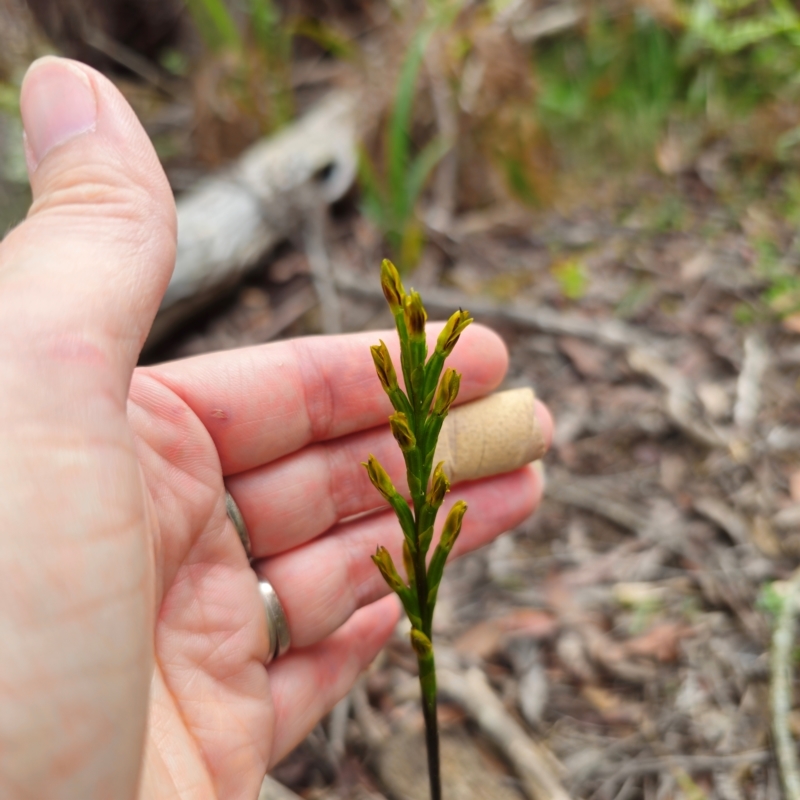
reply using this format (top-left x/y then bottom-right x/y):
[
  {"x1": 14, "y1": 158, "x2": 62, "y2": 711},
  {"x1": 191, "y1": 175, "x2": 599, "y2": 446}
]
[
  {"x1": 227, "y1": 398, "x2": 552, "y2": 557},
  {"x1": 267, "y1": 594, "x2": 400, "y2": 768},
  {"x1": 255, "y1": 465, "x2": 542, "y2": 648},
  {"x1": 0, "y1": 57, "x2": 175, "y2": 798},
  {"x1": 1, "y1": 57, "x2": 175, "y2": 398},
  {"x1": 143, "y1": 322, "x2": 508, "y2": 475}
]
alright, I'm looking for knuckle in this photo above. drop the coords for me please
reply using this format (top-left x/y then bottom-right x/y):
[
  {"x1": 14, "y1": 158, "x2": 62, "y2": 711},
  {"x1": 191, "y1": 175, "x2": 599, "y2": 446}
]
[{"x1": 30, "y1": 159, "x2": 176, "y2": 254}]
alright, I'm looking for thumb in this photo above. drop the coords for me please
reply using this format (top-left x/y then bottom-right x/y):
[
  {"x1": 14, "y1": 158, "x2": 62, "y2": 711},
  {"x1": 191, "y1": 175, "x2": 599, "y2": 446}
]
[{"x1": 0, "y1": 56, "x2": 175, "y2": 397}]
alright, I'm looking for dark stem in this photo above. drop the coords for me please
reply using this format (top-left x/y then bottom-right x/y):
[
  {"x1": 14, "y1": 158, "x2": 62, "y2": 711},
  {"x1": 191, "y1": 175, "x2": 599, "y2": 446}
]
[
  {"x1": 413, "y1": 506, "x2": 440, "y2": 800},
  {"x1": 417, "y1": 649, "x2": 441, "y2": 800}
]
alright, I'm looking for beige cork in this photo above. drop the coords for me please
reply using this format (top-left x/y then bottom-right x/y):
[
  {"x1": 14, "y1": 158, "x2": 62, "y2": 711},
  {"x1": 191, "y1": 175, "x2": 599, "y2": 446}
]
[{"x1": 433, "y1": 387, "x2": 545, "y2": 484}]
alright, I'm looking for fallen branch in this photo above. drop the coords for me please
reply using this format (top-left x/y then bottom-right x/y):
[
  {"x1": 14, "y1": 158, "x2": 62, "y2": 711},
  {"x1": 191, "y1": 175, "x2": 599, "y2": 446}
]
[
  {"x1": 546, "y1": 476, "x2": 650, "y2": 535},
  {"x1": 627, "y1": 348, "x2": 728, "y2": 449},
  {"x1": 148, "y1": 92, "x2": 358, "y2": 346},
  {"x1": 734, "y1": 333, "x2": 769, "y2": 433},
  {"x1": 692, "y1": 497, "x2": 750, "y2": 546},
  {"x1": 335, "y1": 268, "x2": 650, "y2": 349},
  {"x1": 593, "y1": 751, "x2": 770, "y2": 800},
  {"x1": 437, "y1": 666, "x2": 570, "y2": 800}
]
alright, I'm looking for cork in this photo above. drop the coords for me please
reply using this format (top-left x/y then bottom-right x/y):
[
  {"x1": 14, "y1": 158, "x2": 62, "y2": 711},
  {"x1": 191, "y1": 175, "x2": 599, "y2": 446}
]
[{"x1": 433, "y1": 387, "x2": 545, "y2": 484}]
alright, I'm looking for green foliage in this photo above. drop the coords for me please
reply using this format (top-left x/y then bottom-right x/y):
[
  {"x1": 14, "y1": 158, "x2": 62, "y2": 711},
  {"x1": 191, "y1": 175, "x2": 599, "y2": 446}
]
[
  {"x1": 0, "y1": 82, "x2": 20, "y2": 115},
  {"x1": 683, "y1": 0, "x2": 800, "y2": 54},
  {"x1": 359, "y1": 21, "x2": 451, "y2": 273},
  {"x1": 533, "y1": 4, "x2": 800, "y2": 170},
  {"x1": 757, "y1": 581, "x2": 785, "y2": 623},
  {"x1": 365, "y1": 259, "x2": 473, "y2": 800},
  {"x1": 535, "y1": 11, "x2": 685, "y2": 161},
  {"x1": 747, "y1": 236, "x2": 800, "y2": 317},
  {"x1": 552, "y1": 258, "x2": 588, "y2": 301},
  {"x1": 184, "y1": 0, "x2": 295, "y2": 132},
  {"x1": 185, "y1": 0, "x2": 242, "y2": 53}
]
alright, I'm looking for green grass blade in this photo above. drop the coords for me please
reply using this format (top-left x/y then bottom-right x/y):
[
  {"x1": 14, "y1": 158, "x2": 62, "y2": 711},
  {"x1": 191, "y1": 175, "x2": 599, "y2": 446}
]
[
  {"x1": 388, "y1": 22, "x2": 438, "y2": 212},
  {"x1": 358, "y1": 147, "x2": 390, "y2": 229},
  {"x1": 185, "y1": 0, "x2": 242, "y2": 52},
  {"x1": 404, "y1": 136, "x2": 450, "y2": 218},
  {"x1": 250, "y1": 0, "x2": 282, "y2": 52}
]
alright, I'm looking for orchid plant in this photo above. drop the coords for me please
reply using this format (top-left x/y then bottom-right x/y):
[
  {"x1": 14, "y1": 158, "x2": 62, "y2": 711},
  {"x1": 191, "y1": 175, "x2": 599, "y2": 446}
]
[{"x1": 364, "y1": 259, "x2": 472, "y2": 800}]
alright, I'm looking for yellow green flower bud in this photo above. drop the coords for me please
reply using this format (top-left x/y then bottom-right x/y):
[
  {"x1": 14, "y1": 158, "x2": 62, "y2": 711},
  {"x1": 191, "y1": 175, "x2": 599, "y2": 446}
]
[
  {"x1": 440, "y1": 500, "x2": 467, "y2": 552},
  {"x1": 427, "y1": 462, "x2": 450, "y2": 508},
  {"x1": 381, "y1": 259, "x2": 405, "y2": 312},
  {"x1": 370, "y1": 340, "x2": 398, "y2": 393},
  {"x1": 389, "y1": 412, "x2": 416, "y2": 452},
  {"x1": 432, "y1": 368, "x2": 461, "y2": 416},
  {"x1": 362, "y1": 455, "x2": 397, "y2": 503},
  {"x1": 372, "y1": 546, "x2": 406, "y2": 594},
  {"x1": 410, "y1": 628, "x2": 433, "y2": 657},
  {"x1": 436, "y1": 308, "x2": 473, "y2": 356},
  {"x1": 403, "y1": 291, "x2": 427, "y2": 338}
]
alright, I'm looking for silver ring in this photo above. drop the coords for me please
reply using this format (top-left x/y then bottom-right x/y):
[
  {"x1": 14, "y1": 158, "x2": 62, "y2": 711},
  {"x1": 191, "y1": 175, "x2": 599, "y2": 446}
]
[
  {"x1": 225, "y1": 490, "x2": 291, "y2": 664},
  {"x1": 259, "y1": 578, "x2": 292, "y2": 663},
  {"x1": 225, "y1": 490, "x2": 252, "y2": 558}
]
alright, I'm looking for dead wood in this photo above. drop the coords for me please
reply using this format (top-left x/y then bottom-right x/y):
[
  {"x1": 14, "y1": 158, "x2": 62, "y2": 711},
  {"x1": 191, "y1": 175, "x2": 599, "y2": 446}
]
[
  {"x1": 437, "y1": 666, "x2": 571, "y2": 800},
  {"x1": 148, "y1": 91, "x2": 358, "y2": 347},
  {"x1": 259, "y1": 775, "x2": 304, "y2": 800}
]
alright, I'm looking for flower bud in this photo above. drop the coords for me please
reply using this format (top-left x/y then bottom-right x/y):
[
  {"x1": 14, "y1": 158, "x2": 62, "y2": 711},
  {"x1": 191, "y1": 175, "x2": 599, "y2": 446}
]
[
  {"x1": 432, "y1": 368, "x2": 461, "y2": 416},
  {"x1": 372, "y1": 546, "x2": 406, "y2": 594},
  {"x1": 410, "y1": 628, "x2": 433, "y2": 657},
  {"x1": 370, "y1": 340, "x2": 398, "y2": 393},
  {"x1": 436, "y1": 308, "x2": 473, "y2": 356},
  {"x1": 440, "y1": 500, "x2": 467, "y2": 552},
  {"x1": 362, "y1": 455, "x2": 397, "y2": 503},
  {"x1": 403, "y1": 291, "x2": 427, "y2": 338},
  {"x1": 389, "y1": 412, "x2": 416, "y2": 452},
  {"x1": 381, "y1": 259, "x2": 405, "y2": 312},
  {"x1": 427, "y1": 462, "x2": 450, "y2": 508}
]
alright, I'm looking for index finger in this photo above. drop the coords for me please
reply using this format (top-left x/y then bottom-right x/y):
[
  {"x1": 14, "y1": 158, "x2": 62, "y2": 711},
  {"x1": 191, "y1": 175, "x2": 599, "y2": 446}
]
[{"x1": 141, "y1": 323, "x2": 509, "y2": 475}]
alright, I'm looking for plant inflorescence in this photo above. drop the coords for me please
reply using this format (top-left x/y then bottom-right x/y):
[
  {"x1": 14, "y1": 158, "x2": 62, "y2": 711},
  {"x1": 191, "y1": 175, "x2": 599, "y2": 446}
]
[{"x1": 364, "y1": 259, "x2": 472, "y2": 800}]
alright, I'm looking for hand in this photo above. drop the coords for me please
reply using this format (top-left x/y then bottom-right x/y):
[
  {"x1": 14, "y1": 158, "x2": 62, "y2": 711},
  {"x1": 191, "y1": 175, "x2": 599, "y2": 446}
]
[{"x1": 0, "y1": 57, "x2": 552, "y2": 800}]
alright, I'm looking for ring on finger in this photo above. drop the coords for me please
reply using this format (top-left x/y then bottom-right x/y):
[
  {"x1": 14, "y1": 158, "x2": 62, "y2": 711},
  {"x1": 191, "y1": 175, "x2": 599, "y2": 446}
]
[{"x1": 225, "y1": 489, "x2": 291, "y2": 664}]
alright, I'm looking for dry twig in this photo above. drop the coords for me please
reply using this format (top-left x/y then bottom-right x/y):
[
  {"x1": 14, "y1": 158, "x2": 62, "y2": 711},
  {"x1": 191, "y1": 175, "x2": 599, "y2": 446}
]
[
  {"x1": 734, "y1": 334, "x2": 769, "y2": 433},
  {"x1": 437, "y1": 666, "x2": 570, "y2": 800},
  {"x1": 258, "y1": 775, "x2": 304, "y2": 800},
  {"x1": 627, "y1": 348, "x2": 727, "y2": 449},
  {"x1": 771, "y1": 572, "x2": 800, "y2": 800},
  {"x1": 335, "y1": 269, "x2": 651, "y2": 349},
  {"x1": 593, "y1": 752, "x2": 770, "y2": 800}
]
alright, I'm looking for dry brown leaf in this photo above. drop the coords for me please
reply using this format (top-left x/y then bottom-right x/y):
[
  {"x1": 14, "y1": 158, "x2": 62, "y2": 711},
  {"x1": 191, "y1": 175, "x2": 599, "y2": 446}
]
[
  {"x1": 558, "y1": 337, "x2": 617, "y2": 380},
  {"x1": 623, "y1": 622, "x2": 691, "y2": 663},
  {"x1": 581, "y1": 685, "x2": 644, "y2": 725},
  {"x1": 781, "y1": 313, "x2": 800, "y2": 334},
  {"x1": 454, "y1": 609, "x2": 558, "y2": 660}
]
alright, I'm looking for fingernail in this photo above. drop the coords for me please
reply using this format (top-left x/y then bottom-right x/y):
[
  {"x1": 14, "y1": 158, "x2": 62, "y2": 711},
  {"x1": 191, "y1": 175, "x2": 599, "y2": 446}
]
[{"x1": 21, "y1": 57, "x2": 97, "y2": 171}]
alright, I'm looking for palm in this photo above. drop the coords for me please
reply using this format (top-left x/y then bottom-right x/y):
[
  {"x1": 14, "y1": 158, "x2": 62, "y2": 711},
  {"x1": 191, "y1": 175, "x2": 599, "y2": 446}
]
[
  {"x1": 130, "y1": 370, "x2": 272, "y2": 800},
  {"x1": 123, "y1": 330, "x2": 547, "y2": 800}
]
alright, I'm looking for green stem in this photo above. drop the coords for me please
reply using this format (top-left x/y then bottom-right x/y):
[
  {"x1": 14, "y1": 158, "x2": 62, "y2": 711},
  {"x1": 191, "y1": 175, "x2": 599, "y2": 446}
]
[
  {"x1": 417, "y1": 648, "x2": 441, "y2": 800},
  {"x1": 413, "y1": 507, "x2": 440, "y2": 800}
]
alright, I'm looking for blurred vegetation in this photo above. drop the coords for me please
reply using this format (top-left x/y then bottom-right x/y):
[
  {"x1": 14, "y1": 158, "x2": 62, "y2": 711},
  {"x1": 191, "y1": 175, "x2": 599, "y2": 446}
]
[
  {"x1": 359, "y1": 17, "x2": 450, "y2": 273},
  {"x1": 6, "y1": 0, "x2": 800, "y2": 302}
]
